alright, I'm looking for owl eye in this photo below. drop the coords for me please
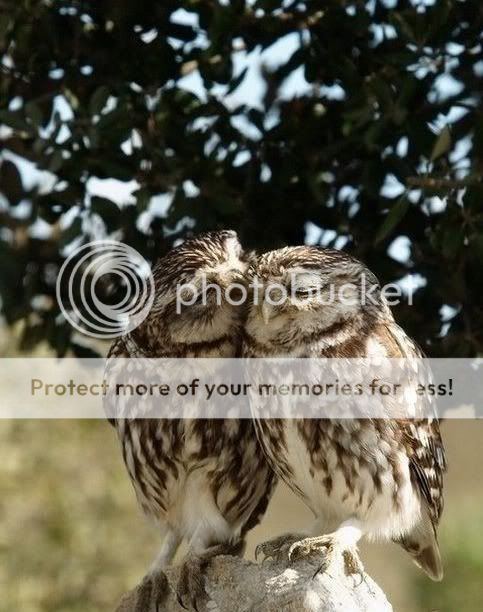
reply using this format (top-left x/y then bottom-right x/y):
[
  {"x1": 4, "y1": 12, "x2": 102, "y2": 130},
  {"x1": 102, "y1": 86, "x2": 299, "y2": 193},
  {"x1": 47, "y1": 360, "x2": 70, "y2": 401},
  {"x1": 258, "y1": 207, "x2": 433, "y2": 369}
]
[
  {"x1": 229, "y1": 286, "x2": 244, "y2": 301},
  {"x1": 294, "y1": 287, "x2": 318, "y2": 298}
]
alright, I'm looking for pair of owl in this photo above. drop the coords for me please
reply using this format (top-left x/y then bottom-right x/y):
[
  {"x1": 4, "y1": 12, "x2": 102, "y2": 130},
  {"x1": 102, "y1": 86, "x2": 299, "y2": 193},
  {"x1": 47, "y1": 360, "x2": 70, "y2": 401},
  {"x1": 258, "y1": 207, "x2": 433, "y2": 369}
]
[{"x1": 109, "y1": 230, "x2": 445, "y2": 611}]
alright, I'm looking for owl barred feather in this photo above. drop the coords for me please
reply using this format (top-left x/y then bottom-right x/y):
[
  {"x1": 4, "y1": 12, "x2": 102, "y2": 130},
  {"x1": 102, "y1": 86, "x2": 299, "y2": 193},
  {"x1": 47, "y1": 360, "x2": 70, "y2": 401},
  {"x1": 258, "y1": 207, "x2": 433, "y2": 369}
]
[
  {"x1": 106, "y1": 231, "x2": 276, "y2": 609},
  {"x1": 243, "y1": 245, "x2": 446, "y2": 581}
]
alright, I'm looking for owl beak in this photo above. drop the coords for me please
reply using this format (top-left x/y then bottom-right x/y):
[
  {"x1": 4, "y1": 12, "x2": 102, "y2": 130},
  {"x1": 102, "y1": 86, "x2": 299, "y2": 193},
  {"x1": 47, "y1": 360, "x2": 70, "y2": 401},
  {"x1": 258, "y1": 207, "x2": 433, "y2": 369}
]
[{"x1": 260, "y1": 301, "x2": 272, "y2": 325}]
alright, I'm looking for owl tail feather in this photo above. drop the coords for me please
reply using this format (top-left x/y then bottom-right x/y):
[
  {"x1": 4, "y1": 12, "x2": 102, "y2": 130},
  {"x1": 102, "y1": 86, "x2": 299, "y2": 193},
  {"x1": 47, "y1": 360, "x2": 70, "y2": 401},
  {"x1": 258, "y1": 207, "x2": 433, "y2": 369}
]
[
  {"x1": 410, "y1": 540, "x2": 443, "y2": 581},
  {"x1": 397, "y1": 522, "x2": 444, "y2": 582}
]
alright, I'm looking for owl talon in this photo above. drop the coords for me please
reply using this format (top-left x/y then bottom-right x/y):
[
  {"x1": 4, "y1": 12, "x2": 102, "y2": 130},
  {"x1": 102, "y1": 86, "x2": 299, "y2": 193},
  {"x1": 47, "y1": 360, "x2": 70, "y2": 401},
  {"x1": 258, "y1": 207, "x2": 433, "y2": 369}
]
[
  {"x1": 342, "y1": 549, "x2": 365, "y2": 582},
  {"x1": 288, "y1": 535, "x2": 334, "y2": 563},
  {"x1": 288, "y1": 534, "x2": 364, "y2": 584},
  {"x1": 255, "y1": 543, "x2": 274, "y2": 562},
  {"x1": 255, "y1": 533, "x2": 306, "y2": 563},
  {"x1": 176, "y1": 555, "x2": 210, "y2": 612},
  {"x1": 176, "y1": 540, "x2": 245, "y2": 610}
]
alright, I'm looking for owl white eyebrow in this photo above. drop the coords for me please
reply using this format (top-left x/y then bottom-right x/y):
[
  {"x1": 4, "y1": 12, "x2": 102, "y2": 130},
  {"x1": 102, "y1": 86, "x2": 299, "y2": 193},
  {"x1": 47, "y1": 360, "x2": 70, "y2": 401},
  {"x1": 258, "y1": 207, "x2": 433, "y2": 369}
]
[
  {"x1": 204, "y1": 252, "x2": 245, "y2": 276},
  {"x1": 288, "y1": 270, "x2": 325, "y2": 289}
]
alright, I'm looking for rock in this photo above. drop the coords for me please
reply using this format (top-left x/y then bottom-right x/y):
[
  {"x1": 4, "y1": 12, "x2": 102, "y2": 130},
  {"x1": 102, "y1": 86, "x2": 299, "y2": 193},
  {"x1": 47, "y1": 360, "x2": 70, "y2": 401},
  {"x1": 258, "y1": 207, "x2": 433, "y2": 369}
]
[{"x1": 116, "y1": 554, "x2": 393, "y2": 612}]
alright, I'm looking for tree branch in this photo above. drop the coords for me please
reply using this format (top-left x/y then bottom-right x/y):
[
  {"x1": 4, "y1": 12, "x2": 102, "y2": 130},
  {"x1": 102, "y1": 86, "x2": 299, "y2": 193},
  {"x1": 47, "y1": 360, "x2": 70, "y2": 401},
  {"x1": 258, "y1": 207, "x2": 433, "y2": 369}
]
[{"x1": 406, "y1": 175, "x2": 482, "y2": 190}]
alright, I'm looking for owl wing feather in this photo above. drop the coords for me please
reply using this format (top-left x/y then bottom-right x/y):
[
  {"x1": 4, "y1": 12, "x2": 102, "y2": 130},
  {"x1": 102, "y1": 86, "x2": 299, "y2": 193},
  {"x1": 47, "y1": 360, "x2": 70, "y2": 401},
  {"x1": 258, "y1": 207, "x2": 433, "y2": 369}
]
[
  {"x1": 376, "y1": 323, "x2": 446, "y2": 580},
  {"x1": 379, "y1": 322, "x2": 447, "y2": 526}
]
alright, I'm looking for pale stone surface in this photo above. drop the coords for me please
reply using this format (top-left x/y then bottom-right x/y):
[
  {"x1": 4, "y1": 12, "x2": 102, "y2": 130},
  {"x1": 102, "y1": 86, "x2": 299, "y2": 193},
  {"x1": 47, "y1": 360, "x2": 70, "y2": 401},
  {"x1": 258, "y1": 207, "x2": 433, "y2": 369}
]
[{"x1": 116, "y1": 554, "x2": 393, "y2": 612}]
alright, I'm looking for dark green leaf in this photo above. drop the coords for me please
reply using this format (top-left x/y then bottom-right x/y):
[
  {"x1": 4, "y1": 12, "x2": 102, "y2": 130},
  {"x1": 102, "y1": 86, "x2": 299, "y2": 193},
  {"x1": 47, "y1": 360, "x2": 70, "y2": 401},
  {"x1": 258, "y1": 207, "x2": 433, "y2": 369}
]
[
  {"x1": 0, "y1": 14, "x2": 13, "y2": 47},
  {"x1": 430, "y1": 126, "x2": 451, "y2": 162},
  {"x1": 375, "y1": 197, "x2": 410, "y2": 244},
  {"x1": 442, "y1": 226, "x2": 464, "y2": 259},
  {"x1": 0, "y1": 160, "x2": 24, "y2": 205},
  {"x1": 48, "y1": 149, "x2": 64, "y2": 173},
  {"x1": 25, "y1": 101, "x2": 44, "y2": 128},
  {"x1": 91, "y1": 196, "x2": 120, "y2": 231},
  {"x1": 0, "y1": 110, "x2": 32, "y2": 132},
  {"x1": 59, "y1": 218, "x2": 83, "y2": 248},
  {"x1": 134, "y1": 187, "x2": 151, "y2": 212},
  {"x1": 89, "y1": 86, "x2": 110, "y2": 116},
  {"x1": 226, "y1": 66, "x2": 249, "y2": 95}
]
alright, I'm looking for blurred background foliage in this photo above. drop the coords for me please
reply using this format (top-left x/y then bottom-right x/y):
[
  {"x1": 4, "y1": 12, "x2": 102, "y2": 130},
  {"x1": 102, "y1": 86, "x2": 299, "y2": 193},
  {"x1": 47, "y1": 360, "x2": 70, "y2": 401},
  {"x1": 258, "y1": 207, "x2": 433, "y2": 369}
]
[
  {"x1": 2, "y1": 415, "x2": 483, "y2": 612},
  {"x1": 0, "y1": 0, "x2": 482, "y2": 356}
]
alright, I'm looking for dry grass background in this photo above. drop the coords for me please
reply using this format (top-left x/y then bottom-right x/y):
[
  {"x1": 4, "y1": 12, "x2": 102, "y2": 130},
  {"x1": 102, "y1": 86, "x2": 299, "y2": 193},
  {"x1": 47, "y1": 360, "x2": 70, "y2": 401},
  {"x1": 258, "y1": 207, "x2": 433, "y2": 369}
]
[{"x1": 1, "y1": 420, "x2": 483, "y2": 611}]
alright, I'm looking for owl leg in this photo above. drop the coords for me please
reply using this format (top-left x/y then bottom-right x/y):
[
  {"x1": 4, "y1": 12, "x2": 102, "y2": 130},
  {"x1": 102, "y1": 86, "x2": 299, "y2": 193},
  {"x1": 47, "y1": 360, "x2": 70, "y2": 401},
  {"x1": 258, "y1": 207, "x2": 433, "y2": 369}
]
[
  {"x1": 288, "y1": 520, "x2": 365, "y2": 580},
  {"x1": 255, "y1": 532, "x2": 307, "y2": 563},
  {"x1": 176, "y1": 539, "x2": 245, "y2": 611},
  {"x1": 118, "y1": 529, "x2": 180, "y2": 612},
  {"x1": 149, "y1": 528, "x2": 182, "y2": 572}
]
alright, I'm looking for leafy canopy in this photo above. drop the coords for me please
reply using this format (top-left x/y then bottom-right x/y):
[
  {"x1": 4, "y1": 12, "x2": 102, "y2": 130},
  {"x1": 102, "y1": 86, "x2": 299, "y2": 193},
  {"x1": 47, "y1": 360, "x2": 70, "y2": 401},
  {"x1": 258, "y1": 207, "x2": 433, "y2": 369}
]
[{"x1": 0, "y1": 0, "x2": 482, "y2": 356}]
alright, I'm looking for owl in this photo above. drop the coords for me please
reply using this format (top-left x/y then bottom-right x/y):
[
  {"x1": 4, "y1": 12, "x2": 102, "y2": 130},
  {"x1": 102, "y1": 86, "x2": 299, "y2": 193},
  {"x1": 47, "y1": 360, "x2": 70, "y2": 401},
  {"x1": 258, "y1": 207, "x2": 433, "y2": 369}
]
[
  {"x1": 242, "y1": 246, "x2": 446, "y2": 581},
  {"x1": 106, "y1": 231, "x2": 276, "y2": 610}
]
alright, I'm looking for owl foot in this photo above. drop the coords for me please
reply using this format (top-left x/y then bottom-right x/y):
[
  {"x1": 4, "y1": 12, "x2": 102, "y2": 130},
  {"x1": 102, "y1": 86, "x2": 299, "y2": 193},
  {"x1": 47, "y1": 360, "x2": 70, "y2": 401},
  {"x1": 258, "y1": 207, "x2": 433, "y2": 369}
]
[
  {"x1": 177, "y1": 554, "x2": 209, "y2": 612},
  {"x1": 288, "y1": 535, "x2": 364, "y2": 581},
  {"x1": 116, "y1": 569, "x2": 169, "y2": 612},
  {"x1": 255, "y1": 532, "x2": 306, "y2": 563},
  {"x1": 176, "y1": 540, "x2": 244, "y2": 612},
  {"x1": 342, "y1": 547, "x2": 365, "y2": 580}
]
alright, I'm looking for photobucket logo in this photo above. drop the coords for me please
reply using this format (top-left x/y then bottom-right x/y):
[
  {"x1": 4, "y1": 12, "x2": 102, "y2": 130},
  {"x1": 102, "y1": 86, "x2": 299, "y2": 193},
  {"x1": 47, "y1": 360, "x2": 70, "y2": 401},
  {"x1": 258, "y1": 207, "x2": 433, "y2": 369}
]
[
  {"x1": 175, "y1": 271, "x2": 412, "y2": 313},
  {"x1": 176, "y1": 277, "x2": 248, "y2": 314},
  {"x1": 56, "y1": 240, "x2": 155, "y2": 339}
]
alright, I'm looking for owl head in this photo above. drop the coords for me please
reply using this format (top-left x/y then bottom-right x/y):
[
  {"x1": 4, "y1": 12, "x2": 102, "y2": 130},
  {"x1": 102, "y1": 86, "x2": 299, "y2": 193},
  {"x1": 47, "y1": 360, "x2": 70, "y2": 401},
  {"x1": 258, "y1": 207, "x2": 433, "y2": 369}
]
[
  {"x1": 245, "y1": 246, "x2": 387, "y2": 347},
  {"x1": 146, "y1": 230, "x2": 249, "y2": 344}
]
